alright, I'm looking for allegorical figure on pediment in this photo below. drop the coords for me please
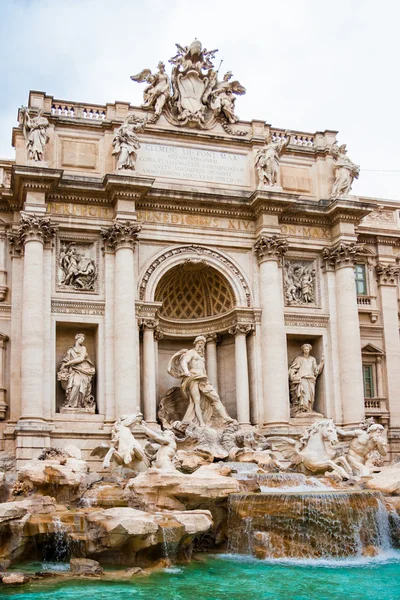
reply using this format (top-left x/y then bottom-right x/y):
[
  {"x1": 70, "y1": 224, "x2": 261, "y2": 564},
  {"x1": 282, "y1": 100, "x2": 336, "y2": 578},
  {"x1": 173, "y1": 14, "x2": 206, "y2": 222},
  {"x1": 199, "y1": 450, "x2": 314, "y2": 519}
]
[
  {"x1": 131, "y1": 62, "x2": 170, "y2": 119},
  {"x1": 130, "y1": 39, "x2": 246, "y2": 130},
  {"x1": 59, "y1": 242, "x2": 97, "y2": 291},
  {"x1": 255, "y1": 132, "x2": 290, "y2": 187},
  {"x1": 20, "y1": 107, "x2": 49, "y2": 162},
  {"x1": 112, "y1": 114, "x2": 146, "y2": 170},
  {"x1": 330, "y1": 142, "x2": 360, "y2": 199},
  {"x1": 288, "y1": 344, "x2": 324, "y2": 417},
  {"x1": 159, "y1": 335, "x2": 235, "y2": 429},
  {"x1": 57, "y1": 333, "x2": 96, "y2": 413}
]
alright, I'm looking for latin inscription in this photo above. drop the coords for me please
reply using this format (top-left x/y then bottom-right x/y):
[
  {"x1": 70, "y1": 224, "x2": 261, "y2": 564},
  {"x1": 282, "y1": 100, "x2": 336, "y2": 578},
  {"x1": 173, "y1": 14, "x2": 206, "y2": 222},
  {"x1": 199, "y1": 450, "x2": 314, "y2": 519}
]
[
  {"x1": 135, "y1": 143, "x2": 249, "y2": 186},
  {"x1": 280, "y1": 224, "x2": 330, "y2": 239},
  {"x1": 137, "y1": 210, "x2": 254, "y2": 232},
  {"x1": 47, "y1": 203, "x2": 113, "y2": 219}
]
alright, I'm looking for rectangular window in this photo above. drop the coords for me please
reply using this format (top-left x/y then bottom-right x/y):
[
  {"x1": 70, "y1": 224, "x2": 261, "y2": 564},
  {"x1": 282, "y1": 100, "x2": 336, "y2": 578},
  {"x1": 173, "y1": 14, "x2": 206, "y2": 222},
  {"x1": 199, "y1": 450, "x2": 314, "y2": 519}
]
[
  {"x1": 354, "y1": 264, "x2": 367, "y2": 296},
  {"x1": 363, "y1": 365, "x2": 374, "y2": 398}
]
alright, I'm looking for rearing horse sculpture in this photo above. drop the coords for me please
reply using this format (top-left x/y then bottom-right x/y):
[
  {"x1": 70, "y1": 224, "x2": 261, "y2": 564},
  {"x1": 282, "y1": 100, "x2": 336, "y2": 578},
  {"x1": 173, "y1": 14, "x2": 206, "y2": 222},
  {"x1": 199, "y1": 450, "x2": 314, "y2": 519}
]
[{"x1": 268, "y1": 419, "x2": 351, "y2": 480}]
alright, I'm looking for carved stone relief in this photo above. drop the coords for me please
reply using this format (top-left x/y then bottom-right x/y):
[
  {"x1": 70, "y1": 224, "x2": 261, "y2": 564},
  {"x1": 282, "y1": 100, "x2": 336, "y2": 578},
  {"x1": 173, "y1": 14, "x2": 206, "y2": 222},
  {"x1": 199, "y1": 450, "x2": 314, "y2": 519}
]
[
  {"x1": 57, "y1": 239, "x2": 98, "y2": 293},
  {"x1": 283, "y1": 259, "x2": 317, "y2": 307}
]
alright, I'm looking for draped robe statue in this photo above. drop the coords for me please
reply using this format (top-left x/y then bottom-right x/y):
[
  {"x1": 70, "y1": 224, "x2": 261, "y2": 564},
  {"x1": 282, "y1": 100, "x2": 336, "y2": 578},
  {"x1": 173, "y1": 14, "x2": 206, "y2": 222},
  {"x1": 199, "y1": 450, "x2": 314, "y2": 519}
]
[
  {"x1": 288, "y1": 344, "x2": 324, "y2": 417},
  {"x1": 57, "y1": 333, "x2": 96, "y2": 411}
]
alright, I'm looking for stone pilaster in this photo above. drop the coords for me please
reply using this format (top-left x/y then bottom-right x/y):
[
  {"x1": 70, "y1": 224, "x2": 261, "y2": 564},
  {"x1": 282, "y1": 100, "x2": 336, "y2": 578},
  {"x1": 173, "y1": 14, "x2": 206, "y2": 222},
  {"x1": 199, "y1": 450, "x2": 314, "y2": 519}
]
[
  {"x1": 139, "y1": 318, "x2": 159, "y2": 424},
  {"x1": 322, "y1": 242, "x2": 365, "y2": 426},
  {"x1": 375, "y1": 262, "x2": 400, "y2": 427},
  {"x1": 154, "y1": 328, "x2": 163, "y2": 403},
  {"x1": 229, "y1": 324, "x2": 252, "y2": 427},
  {"x1": 102, "y1": 221, "x2": 141, "y2": 416},
  {"x1": 206, "y1": 333, "x2": 219, "y2": 392},
  {"x1": 0, "y1": 334, "x2": 9, "y2": 420},
  {"x1": 254, "y1": 235, "x2": 289, "y2": 428},
  {"x1": 10, "y1": 214, "x2": 58, "y2": 423}
]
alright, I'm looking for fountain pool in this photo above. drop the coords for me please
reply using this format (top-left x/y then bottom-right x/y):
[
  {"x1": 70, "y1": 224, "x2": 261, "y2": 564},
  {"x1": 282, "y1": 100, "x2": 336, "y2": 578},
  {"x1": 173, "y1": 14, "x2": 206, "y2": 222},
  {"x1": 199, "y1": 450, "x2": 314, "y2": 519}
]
[{"x1": 2, "y1": 554, "x2": 400, "y2": 600}]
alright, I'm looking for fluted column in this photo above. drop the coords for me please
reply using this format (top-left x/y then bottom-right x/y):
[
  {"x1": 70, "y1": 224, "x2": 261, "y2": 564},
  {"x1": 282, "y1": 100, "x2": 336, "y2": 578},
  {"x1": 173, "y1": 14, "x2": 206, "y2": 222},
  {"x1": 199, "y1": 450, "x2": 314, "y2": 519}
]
[
  {"x1": 154, "y1": 328, "x2": 163, "y2": 403},
  {"x1": 140, "y1": 318, "x2": 158, "y2": 424},
  {"x1": 0, "y1": 232, "x2": 8, "y2": 301},
  {"x1": 376, "y1": 263, "x2": 400, "y2": 426},
  {"x1": 206, "y1": 333, "x2": 219, "y2": 392},
  {"x1": 254, "y1": 236, "x2": 289, "y2": 427},
  {"x1": 10, "y1": 213, "x2": 57, "y2": 421},
  {"x1": 323, "y1": 243, "x2": 365, "y2": 426},
  {"x1": 102, "y1": 221, "x2": 141, "y2": 416},
  {"x1": 0, "y1": 334, "x2": 9, "y2": 419},
  {"x1": 229, "y1": 324, "x2": 252, "y2": 426}
]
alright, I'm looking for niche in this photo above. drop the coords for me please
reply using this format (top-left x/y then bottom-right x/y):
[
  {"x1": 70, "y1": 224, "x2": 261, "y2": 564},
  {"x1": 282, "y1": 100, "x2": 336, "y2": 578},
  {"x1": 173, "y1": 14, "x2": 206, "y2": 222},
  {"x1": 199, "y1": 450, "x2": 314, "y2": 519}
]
[
  {"x1": 55, "y1": 322, "x2": 98, "y2": 413},
  {"x1": 287, "y1": 334, "x2": 326, "y2": 416}
]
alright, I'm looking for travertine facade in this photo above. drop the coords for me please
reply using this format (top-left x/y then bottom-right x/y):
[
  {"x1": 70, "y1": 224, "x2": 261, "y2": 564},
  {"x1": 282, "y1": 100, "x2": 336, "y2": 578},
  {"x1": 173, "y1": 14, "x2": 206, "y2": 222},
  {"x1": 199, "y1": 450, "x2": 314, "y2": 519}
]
[{"x1": 0, "y1": 40, "x2": 399, "y2": 467}]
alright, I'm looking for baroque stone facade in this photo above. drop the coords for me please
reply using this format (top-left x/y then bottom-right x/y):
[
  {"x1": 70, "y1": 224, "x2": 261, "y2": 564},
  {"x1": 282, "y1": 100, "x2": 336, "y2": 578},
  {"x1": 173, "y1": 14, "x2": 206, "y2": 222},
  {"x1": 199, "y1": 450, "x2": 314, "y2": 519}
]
[{"x1": 0, "y1": 39, "x2": 399, "y2": 466}]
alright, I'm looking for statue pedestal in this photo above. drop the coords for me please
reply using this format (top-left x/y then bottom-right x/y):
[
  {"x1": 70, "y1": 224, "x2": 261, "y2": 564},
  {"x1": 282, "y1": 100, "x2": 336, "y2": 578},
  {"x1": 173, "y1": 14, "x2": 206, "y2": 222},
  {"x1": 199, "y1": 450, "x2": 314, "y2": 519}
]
[
  {"x1": 257, "y1": 184, "x2": 284, "y2": 192},
  {"x1": 290, "y1": 411, "x2": 324, "y2": 425},
  {"x1": 27, "y1": 160, "x2": 48, "y2": 168},
  {"x1": 60, "y1": 406, "x2": 96, "y2": 415}
]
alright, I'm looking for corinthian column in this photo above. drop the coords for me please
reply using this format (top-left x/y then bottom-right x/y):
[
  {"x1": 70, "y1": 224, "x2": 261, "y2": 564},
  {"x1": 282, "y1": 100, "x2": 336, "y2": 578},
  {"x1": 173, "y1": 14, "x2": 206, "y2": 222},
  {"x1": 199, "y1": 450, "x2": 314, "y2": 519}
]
[
  {"x1": 10, "y1": 213, "x2": 58, "y2": 421},
  {"x1": 376, "y1": 263, "x2": 400, "y2": 427},
  {"x1": 229, "y1": 324, "x2": 252, "y2": 426},
  {"x1": 254, "y1": 236, "x2": 289, "y2": 427},
  {"x1": 140, "y1": 318, "x2": 158, "y2": 424},
  {"x1": 102, "y1": 221, "x2": 141, "y2": 416},
  {"x1": 206, "y1": 333, "x2": 219, "y2": 392},
  {"x1": 323, "y1": 243, "x2": 365, "y2": 426}
]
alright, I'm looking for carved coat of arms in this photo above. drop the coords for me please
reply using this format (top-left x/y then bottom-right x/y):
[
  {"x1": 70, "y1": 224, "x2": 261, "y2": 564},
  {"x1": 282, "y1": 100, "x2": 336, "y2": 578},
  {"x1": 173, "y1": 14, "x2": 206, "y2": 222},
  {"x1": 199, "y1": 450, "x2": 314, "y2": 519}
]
[{"x1": 131, "y1": 39, "x2": 246, "y2": 131}]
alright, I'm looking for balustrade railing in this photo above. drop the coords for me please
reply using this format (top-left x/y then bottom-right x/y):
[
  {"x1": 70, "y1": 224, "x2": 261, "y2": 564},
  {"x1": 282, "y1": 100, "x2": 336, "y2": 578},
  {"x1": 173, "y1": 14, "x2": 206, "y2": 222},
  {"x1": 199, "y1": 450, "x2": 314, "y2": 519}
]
[
  {"x1": 51, "y1": 102, "x2": 106, "y2": 120},
  {"x1": 271, "y1": 129, "x2": 315, "y2": 147},
  {"x1": 364, "y1": 397, "x2": 387, "y2": 412}
]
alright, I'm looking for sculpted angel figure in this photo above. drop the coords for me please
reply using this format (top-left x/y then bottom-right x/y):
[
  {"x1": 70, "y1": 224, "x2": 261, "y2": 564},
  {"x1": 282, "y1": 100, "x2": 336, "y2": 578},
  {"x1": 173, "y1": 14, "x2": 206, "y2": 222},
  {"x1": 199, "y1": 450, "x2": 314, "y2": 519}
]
[
  {"x1": 112, "y1": 115, "x2": 146, "y2": 170},
  {"x1": 131, "y1": 62, "x2": 170, "y2": 116},
  {"x1": 209, "y1": 71, "x2": 246, "y2": 124},
  {"x1": 330, "y1": 143, "x2": 360, "y2": 199},
  {"x1": 168, "y1": 336, "x2": 235, "y2": 428},
  {"x1": 255, "y1": 132, "x2": 290, "y2": 187},
  {"x1": 21, "y1": 107, "x2": 49, "y2": 161},
  {"x1": 337, "y1": 421, "x2": 387, "y2": 477},
  {"x1": 57, "y1": 334, "x2": 96, "y2": 410},
  {"x1": 288, "y1": 344, "x2": 324, "y2": 417}
]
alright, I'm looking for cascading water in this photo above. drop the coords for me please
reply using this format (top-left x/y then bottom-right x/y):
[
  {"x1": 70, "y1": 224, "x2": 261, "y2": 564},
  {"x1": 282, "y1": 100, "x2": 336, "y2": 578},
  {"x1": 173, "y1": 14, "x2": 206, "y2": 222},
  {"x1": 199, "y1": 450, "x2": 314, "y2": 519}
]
[
  {"x1": 42, "y1": 516, "x2": 71, "y2": 563},
  {"x1": 228, "y1": 490, "x2": 396, "y2": 559}
]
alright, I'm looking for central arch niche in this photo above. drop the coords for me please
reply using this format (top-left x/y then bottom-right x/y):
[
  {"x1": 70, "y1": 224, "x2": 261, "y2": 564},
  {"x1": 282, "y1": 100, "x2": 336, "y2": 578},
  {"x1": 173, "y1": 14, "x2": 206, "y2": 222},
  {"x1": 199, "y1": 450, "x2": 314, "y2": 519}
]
[
  {"x1": 155, "y1": 262, "x2": 235, "y2": 320},
  {"x1": 153, "y1": 261, "x2": 238, "y2": 419}
]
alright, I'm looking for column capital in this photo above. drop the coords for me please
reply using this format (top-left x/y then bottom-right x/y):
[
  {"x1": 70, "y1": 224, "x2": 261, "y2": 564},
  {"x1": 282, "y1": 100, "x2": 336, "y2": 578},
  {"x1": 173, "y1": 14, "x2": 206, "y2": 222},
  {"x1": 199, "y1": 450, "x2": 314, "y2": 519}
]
[
  {"x1": 206, "y1": 333, "x2": 221, "y2": 344},
  {"x1": 139, "y1": 317, "x2": 159, "y2": 331},
  {"x1": 101, "y1": 220, "x2": 141, "y2": 252},
  {"x1": 254, "y1": 235, "x2": 288, "y2": 264},
  {"x1": 229, "y1": 324, "x2": 253, "y2": 336},
  {"x1": 322, "y1": 242, "x2": 364, "y2": 271},
  {"x1": 7, "y1": 212, "x2": 58, "y2": 251},
  {"x1": 154, "y1": 328, "x2": 164, "y2": 342},
  {"x1": 376, "y1": 262, "x2": 400, "y2": 286}
]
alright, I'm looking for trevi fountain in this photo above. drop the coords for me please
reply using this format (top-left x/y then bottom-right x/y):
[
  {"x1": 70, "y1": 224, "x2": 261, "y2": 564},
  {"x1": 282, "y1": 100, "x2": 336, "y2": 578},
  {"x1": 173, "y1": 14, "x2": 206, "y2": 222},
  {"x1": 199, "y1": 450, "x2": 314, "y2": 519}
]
[{"x1": 0, "y1": 39, "x2": 399, "y2": 599}]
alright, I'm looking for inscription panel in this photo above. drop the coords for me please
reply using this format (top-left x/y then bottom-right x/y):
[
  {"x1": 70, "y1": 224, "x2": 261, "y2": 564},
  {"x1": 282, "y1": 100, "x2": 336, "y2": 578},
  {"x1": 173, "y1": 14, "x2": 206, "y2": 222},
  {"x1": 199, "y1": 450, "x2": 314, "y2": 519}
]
[
  {"x1": 60, "y1": 139, "x2": 98, "y2": 170},
  {"x1": 136, "y1": 143, "x2": 249, "y2": 186},
  {"x1": 137, "y1": 210, "x2": 255, "y2": 232}
]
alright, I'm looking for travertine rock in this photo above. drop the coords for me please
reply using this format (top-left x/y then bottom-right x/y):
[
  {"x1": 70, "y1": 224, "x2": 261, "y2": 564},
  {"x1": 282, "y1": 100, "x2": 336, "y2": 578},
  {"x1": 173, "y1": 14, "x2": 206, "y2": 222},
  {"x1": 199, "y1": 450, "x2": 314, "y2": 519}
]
[
  {"x1": 366, "y1": 463, "x2": 400, "y2": 494},
  {"x1": 19, "y1": 457, "x2": 89, "y2": 488},
  {"x1": 70, "y1": 558, "x2": 104, "y2": 575},
  {"x1": 2, "y1": 572, "x2": 30, "y2": 585}
]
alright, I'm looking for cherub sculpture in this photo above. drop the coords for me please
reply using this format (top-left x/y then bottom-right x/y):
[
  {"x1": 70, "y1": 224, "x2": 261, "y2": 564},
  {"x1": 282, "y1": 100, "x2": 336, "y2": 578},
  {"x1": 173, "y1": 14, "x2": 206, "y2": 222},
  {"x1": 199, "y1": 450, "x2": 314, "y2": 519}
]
[{"x1": 131, "y1": 62, "x2": 170, "y2": 117}]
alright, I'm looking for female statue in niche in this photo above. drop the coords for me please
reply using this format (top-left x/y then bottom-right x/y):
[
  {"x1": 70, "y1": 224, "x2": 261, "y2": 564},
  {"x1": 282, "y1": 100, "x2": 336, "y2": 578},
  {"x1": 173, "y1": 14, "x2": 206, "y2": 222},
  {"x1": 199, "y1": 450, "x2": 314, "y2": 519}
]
[
  {"x1": 288, "y1": 343, "x2": 324, "y2": 417},
  {"x1": 57, "y1": 333, "x2": 96, "y2": 412}
]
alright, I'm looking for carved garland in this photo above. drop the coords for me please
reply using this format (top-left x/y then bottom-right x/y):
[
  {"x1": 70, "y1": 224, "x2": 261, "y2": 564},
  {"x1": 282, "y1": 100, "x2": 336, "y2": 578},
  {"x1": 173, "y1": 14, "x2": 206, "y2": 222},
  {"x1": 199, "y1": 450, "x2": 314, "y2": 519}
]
[{"x1": 139, "y1": 245, "x2": 252, "y2": 307}]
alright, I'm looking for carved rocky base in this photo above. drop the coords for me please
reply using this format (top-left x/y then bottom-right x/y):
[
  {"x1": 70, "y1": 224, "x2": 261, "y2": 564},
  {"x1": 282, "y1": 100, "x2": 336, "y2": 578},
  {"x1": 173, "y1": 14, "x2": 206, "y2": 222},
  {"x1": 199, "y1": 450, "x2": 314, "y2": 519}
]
[
  {"x1": 60, "y1": 406, "x2": 96, "y2": 415},
  {"x1": 290, "y1": 411, "x2": 324, "y2": 425}
]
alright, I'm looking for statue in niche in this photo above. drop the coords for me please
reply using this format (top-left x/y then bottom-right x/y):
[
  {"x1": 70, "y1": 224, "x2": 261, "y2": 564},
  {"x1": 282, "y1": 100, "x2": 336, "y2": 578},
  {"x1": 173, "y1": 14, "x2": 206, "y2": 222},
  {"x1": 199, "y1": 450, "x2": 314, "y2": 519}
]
[
  {"x1": 288, "y1": 344, "x2": 324, "y2": 417},
  {"x1": 131, "y1": 62, "x2": 171, "y2": 118},
  {"x1": 159, "y1": 335, "x2": 235, "y2": 429},
  {"x1": 57, "y1": 333, "x2": 96, "y2": 412},
  {"x1": 20, "y1": 107, "x2": 49, "y2": 162},
  {"x1": 330, "y1": 142, "x2": 360, "y2": 199},
  {"x1": 337, "y1": 420, "x2": 387, "y2": 478},
  {"x1": 112, "y1": 114, "x2": 146, "y2": 170},
  {"x1": 255, "y1": 132, "x2": 290, "y2": 187},
  {"x1": 284, "y1": 261, "x2": 316, "y2": 305},
  {"x1": 59, "y1": 242, "x2": 97, "y2": 291}
]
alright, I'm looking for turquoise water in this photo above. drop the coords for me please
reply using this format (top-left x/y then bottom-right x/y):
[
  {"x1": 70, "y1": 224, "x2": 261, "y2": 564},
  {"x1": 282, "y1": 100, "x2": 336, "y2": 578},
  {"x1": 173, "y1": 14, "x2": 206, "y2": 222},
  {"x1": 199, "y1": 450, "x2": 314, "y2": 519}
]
[{"x1": 2, "y1": 554, "x2": 400, "y2": 600}]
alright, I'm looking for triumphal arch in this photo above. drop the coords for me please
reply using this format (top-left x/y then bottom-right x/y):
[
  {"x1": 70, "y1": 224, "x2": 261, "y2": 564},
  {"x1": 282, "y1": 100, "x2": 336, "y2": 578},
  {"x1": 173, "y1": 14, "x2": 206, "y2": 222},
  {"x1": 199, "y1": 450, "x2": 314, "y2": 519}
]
[{"x1": 0, "y1": 38, "x2": 399, "y2": 465}]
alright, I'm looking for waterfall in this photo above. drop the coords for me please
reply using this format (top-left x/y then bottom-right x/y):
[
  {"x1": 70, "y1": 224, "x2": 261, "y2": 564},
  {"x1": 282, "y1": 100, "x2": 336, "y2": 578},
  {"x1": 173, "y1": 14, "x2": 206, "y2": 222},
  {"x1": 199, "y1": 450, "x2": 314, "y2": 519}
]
[
  {"x1": 161, "y1": 526, "x2": 178, "y2": 561},
  {"x1": 228, "y1": 490, "x2": 396, "y2": 559},
  {"x1": 42, "y1": 516, "x2": 71, "y2": 563}
]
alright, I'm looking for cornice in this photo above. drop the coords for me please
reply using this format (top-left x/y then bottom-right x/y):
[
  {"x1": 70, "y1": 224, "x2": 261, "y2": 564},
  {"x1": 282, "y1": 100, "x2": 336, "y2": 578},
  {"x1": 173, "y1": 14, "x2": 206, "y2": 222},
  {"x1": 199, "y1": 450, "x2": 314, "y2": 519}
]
[{"x1": 136, "y1": 199, "x2": 255, "y2": 220}]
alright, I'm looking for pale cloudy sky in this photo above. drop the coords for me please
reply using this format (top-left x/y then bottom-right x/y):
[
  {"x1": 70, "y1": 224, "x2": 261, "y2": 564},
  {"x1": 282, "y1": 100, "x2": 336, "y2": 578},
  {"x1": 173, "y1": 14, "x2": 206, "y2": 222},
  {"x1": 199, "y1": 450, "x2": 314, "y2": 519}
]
[{"x1": 0, "y1": 0, "x2": 399, "y2": 200}]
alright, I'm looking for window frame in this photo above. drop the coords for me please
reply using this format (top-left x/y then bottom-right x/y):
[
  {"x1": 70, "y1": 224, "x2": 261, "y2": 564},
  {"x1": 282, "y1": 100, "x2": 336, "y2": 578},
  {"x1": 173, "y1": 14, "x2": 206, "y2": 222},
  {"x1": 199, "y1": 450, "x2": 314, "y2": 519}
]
[{"x1": 354, "y1": 263, "x2": 368, "y2": 296}]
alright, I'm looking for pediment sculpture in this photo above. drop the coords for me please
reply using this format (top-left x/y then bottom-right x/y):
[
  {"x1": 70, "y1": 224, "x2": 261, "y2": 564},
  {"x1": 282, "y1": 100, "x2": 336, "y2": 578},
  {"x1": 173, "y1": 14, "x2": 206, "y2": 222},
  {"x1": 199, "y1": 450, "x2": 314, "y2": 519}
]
[{"x1": 131, "y1": 39, "x2": 246, "y2": 131}]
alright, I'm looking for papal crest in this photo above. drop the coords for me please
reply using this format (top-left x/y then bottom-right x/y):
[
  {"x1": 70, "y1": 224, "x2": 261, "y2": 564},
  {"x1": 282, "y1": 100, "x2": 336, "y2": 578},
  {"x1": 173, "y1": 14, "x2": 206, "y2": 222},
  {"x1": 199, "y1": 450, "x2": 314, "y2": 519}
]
[{"x1": 131, "y1": 38, "x2": 246, "y2": 131}]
